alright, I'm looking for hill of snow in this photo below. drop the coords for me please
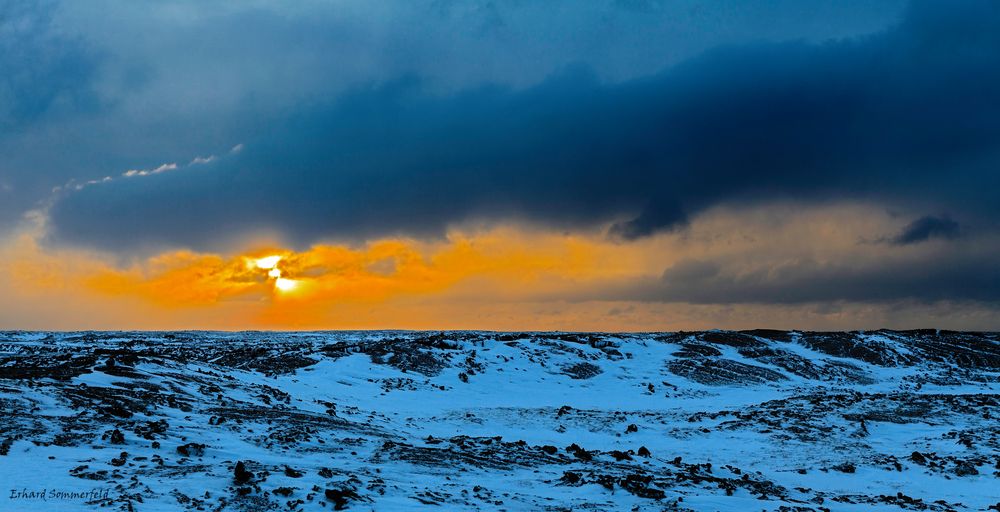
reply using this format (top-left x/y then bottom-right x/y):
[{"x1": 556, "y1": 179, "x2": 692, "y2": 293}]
[{"x1": 0, "y1": 330, "x2": 997, "y2": 511}]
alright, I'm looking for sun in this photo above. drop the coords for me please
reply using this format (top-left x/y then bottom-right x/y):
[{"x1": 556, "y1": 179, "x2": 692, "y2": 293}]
[
  {"x1": 254, "y1": 255, "x2": 281, "y2": 269},
  {"x1": 274, "y1": 277, "x2": 298, "y2": 292},
  {"x1": 269, "y1": 269, "x2": 299, "y2": 293},
  {"x1": 247, "y1": 254, "x2": 298, "y2": 292}
]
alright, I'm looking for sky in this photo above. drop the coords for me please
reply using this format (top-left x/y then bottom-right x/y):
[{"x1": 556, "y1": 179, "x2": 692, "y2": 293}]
[{"x1": 2, "y1": 0, "x2": 999, "y2": 331}]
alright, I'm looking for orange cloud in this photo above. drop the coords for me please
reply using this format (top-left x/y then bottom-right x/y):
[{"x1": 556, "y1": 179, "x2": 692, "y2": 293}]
[
  {"x1": 87, "y1": 251, "x2": 263, "y2": 307},
  {"x1": 82, "y1": 228, "x2": 636, "y2": 315},
  {"x1": 5, "y1": 223, "x2": 659, "y2": 329},
  {"x1": 4, "y1": 203, "x2": 999, "y2": 331}
]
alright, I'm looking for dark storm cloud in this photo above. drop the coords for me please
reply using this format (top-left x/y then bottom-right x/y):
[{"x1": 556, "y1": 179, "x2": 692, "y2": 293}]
[
  {"x1": 578, "y1": 240, "x2": 1000, "y2": 304},
  {"x1": 0, "y1": 0, "x2": 906, "y2": 236},
  {"x1": 0, "y1": 1, "x2": 100, "y2": 131},
  {"x1": 622, "y1": 250, "x2": 1000, "y2": 304},
  {"x1": 0, "y1": 1, "x2": 104, "y2": 227},
  {"x1": 891, "y1": 215, "x2": 961, "y2": 245},
  {"x1": 47, "y1": 0, "x2": 1000, "y2": 252}
]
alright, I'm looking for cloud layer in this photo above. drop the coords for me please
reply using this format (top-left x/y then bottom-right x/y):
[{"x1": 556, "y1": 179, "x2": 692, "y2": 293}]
[
  {"x1": 46, "y1": 0, "x2": 1000, "y2": 255},
  {"x1": 6, "y1": 204, "x2": 1000, "y2": 330},
  {"x1": 1, "y1": 0, "x2": 904, "y2": 233},
  {"x1": 890, "y1": 215, "x2": 961, "y2": 245}
]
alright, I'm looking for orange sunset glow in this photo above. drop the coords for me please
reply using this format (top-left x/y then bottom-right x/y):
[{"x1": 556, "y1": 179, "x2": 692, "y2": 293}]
[{"x1": 3, "y1": 203, "x2": 999, "y2": 331}]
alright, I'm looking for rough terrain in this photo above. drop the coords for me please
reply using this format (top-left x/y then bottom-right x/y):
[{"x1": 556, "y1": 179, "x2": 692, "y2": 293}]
[{"x1": 0, "y1": 330, "x2": 997, "y2": 511}]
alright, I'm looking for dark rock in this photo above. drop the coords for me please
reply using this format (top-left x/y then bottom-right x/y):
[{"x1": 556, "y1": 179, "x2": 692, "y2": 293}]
[
  {"x1": 595, "y1": 474, "x2": 616, "y2": 490},
  {"x1": 610, "y1": 450, "x2": 633, "y2": 461},
  {"x1": 561, "y1": 362, "x2": 603, "y2": 380},
  {"x1": 176, "y1": 443, "x2": 206, "y2": 457},
  {"x1": 134, "y1": 420, "x2": 169, "y2": 440},
  {"x1": 559, "y1": 471, "x2": 581, "y2": 485},
  {"x1": 672, "y1": 343, "x2": 723, "y2": 358},
  {"x1": 566, "y1": 443, "x2": 592, "y2": 461},
  {"x1": 234, "y1": 461, "x2": 254, "y2": 484},
  {"x1": 798, "y1": 332, "x2": 913, "y2": 367},
  {"x1": 324, "y1": 488, "x2": 359, "y2": 510},
  {"x1": 668, "y1": 358, "x2": 788, "y2": 386},
  {"x1": 109, "y1": 429, "x2": 125, "y2": 445},
  {"x1": 739, "y1": 329, "x2": 795, "y2": 342},
  {"x1": 832, "y1": 462, "x2": 856, "y2": 473},
  {"x1": 700, "y1": 331, "x2": 767, "y2": 348},
  {"x1": 0, "y1": 437, "x2": 13, "y2": 456},
  {"x1": 954, "y1": 461, "x2": 979, "y2": 476},
  {"x1": 620, "y1": 473, "x2": 665, "y2": 499}
]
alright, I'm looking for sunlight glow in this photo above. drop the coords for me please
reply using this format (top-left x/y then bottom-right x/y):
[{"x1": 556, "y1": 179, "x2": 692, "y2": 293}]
[
  {"x1": 255, "y1": 255, "x2": 281, "y2": 269},
  {"x1": 268, "y1": 268, "x2": 282, "y2": 278},
  {"x1": 274, "y1": 277, "x2": 298, "y2": 292}
]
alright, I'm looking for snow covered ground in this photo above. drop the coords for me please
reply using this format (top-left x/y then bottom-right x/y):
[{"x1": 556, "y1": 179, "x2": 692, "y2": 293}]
[{"x1": 0, "y1": 330, "x2": 997, "y2": 511}]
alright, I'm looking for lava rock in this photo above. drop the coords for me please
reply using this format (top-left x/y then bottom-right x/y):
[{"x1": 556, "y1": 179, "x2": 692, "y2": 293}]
[
  {"x1": 832, "y1": 462, "x2": 856, "y2": 473},
  {"x1": 176, "y1": 443, "x2": 206, "y2": 457},
  {"x1": 324, "y1": 488, "x2": 359, "y2": 510},
  {"x1": 108, "y1": 429, "x2": 125, "y2": 445},
  {"x1": 234, "y1": 461, "x2": 254, "y2": 484},
  {"x1": 955, "y1": 461, "x2": 979, "y2": 476}
]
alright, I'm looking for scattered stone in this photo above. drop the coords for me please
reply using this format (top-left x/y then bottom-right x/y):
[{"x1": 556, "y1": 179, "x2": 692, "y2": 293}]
[
  {"x1": 324, "y1": 488, "x2": 359, "y2": 510},
  {"x1": 566, "y1": 443, "x2": 592, "y2": 461},
  {"x1": 135, "y1": 420, "x2": 169, "y2": 440},
  {"x1": 610, "y1": 450, "x2": 633, "y2": 461},
  {"x1": 234, "y1": 461, "x2": 254, "y2": 484},
  {"x1": 0, "y1": 437, "x2": 13, "y2": 456},
  {"x1": 832, "y1": 462, "x2": 856, "y2": 474},
  {"x1": 177, "y1": 443, "x2": 206, "y2": 457},
  {"x1": 561, "y1": 362, "x2": 603, "y2": 380},
  {"x1": 955, "y1": 461, "x2": 979, "y2": 476},
  {"x1": 559, "y1": 471, "x2": 581, "y2": 485},
  {"x1": 109, "y1": 429, "x2": 125, "y2": 445}
]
